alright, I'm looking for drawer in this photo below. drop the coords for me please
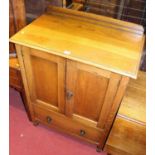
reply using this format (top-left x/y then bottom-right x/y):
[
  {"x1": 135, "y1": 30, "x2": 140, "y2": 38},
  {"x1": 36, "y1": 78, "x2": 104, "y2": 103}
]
[
  {"x1": 9, "y1": 68, "x2": 22, "y2": 90},
  {"x1": 10, "y1": 68, "x2": 19, "y2": 78},
  {"x1": 33, "y1": 105, "x2": 104, "y2": 144},
  {"x1": 9, "y1": 77, "x2": 21, "y2": 89}
]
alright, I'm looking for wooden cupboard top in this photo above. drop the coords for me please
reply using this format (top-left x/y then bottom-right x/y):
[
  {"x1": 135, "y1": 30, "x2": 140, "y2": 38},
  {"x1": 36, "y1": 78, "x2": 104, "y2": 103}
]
[{"x1": 10, "y1": 6, "x2": 145, "y2": 79}]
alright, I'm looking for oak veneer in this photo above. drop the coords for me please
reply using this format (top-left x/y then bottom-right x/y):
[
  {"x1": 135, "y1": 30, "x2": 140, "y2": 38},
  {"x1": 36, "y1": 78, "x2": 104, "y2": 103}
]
[
  {"x1": 9, "y1": 0, "x2": 26, "y2": 53},
  {"x1": 105, "y1": 117, "x2": 145, "y2": 155},
  {"x1": 119, "y1": 71, "x2": 146, "y2": 123},
  {"x1": 9, "y1": 0, "x2": 16, "y2": 53},
  {"x1": 9, "y1": 58, "x2": 21, "y2": 91},
  {"x1": 67, "y1": 2, "x2": 84, "y2": 10},
  {"x1": 10, "y1": 6, "x2": 144, "y2": 151},
  {"x1": 105, "y1": 71, "x2": 146, "y2": 154},
  {"x1": 10, "y1": 6, "x2": 145, "y2": 78},
  {"x1": 10, "y1": 0, "x2": 26, "y2": 30}
]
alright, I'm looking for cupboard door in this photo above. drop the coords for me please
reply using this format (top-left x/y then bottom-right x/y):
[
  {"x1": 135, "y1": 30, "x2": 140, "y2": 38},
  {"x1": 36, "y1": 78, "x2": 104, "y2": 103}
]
[
  {"x1": 22, "y1": 46, "x2": 66, "y2": 114},
  {"x1": 66, "y1": 60, "x2": 122, "y2": 129}
]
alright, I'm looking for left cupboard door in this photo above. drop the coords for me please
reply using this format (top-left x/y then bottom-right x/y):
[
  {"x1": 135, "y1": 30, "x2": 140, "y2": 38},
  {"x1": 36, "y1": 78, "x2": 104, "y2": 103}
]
[{"x1": 21, "y1": 46, "x2": 66, "y2": 114}]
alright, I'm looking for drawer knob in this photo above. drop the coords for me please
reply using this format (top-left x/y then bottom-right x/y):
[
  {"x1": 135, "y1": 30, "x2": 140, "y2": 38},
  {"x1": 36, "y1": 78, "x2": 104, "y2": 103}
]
[
  {"x1": 80, "y1": 129, "x2": 86, "y2": 136},
  {"x1": 46, "y1": 116, "x2": 52, "y2": 124},
  {"x1": 66, "y1": 90, "x2": 73, "y2": 100}
]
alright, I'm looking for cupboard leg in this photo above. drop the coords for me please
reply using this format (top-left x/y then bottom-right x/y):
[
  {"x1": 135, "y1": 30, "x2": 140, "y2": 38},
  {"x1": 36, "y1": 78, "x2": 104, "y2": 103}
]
[
  {"x1": 33, "y1": 120, "x2": 40, "y2": 126},
  {"x1": 20, "y1": 90, "x2": 32, "y2": 121},
  {"x1": 96, "y1": 146, "x2": 103, "y2": 152}
]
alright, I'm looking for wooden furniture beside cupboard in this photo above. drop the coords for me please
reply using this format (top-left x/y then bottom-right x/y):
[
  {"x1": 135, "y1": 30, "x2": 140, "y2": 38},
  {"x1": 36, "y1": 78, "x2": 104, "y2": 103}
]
[
  {"x1": 105, "y1": 71, "x2": 146, "y2": 155},
  {"x1": 10, "y1": 6, "x2": 145, "y2": 151},
  {"x1": 25, "y1": 0, "x2": 63, "y2": 23},
  {"x1": 9, "y1": 0, "x2": 26, "y2": 53},
  {"x1": 9, "y1": 58, "x2": 32, "y2": 121},
  {"x1": 9, "y1": 58, "x2": 21, "y2": 91},
  {"x1": 9, "y1": 0, "x2": 31, "y2": 120}
]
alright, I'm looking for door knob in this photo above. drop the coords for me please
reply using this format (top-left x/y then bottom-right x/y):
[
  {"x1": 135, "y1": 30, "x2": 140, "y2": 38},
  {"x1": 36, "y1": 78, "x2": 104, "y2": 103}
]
[
  {"x1": 80, "y1": 130, "x2": 86, "y2": 136},
  {"x1": 66, "y1": 90, "x2": 73, "y2": 100},
  {"x1": 46, "y1": 116, "x2": 52, "y2": 124}
]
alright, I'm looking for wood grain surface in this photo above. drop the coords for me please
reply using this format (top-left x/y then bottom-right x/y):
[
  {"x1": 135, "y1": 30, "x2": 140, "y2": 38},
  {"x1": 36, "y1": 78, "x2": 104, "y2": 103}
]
[
  {"x1": 118, "y1": 71, "x2": 146, "y2": 123},
  {"x1": 10, "y1": 6, "x2": 145, "y2": 79},
  {"x1": 105, "y1": 116, "x2": 146, "y2": 155},
  {"x1": 21, "y1": 47, "x2": 66, "y2": 114},
  {"x1": 105, "y1": 71, "x2": 146, "y2": 154}
]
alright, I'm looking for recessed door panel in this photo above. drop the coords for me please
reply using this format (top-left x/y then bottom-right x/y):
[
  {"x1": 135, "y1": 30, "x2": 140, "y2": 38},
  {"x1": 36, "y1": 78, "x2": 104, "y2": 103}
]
[
  {"x1": 73, "y1": 69, "x2": 109, "y2": 121},
  {"x1": 31, "y1": 56, "x2": 58, "y2": 106},
  {"x1": 22, "y1": 47, "x2": 66, "y2": 113}
]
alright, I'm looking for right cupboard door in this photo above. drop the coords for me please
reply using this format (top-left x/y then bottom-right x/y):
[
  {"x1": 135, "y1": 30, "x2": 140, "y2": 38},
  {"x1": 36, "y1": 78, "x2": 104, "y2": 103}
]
[{"x1": 65, "y1": 60, "x2": 123, "y2": 130}]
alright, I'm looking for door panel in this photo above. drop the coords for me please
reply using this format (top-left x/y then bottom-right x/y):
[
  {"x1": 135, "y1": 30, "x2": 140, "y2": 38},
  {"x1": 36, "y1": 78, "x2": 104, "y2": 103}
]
[
  {"x1": 66, "y1": 60, "x2": 121, "y2": 128},
  {"x1": 22, "y1": 47, "x2": 66, "y2": 113},
  {"x1": 73, "y1": 69, "x2": 109, "y2": 121},
  {"x1": 31, "y1": 56, "x2": 58, "y2": 106}
]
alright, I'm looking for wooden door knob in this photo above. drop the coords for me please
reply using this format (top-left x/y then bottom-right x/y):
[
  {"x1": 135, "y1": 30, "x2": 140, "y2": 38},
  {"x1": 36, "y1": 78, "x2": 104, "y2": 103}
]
[
  {"x1": 80, "y1": 129, "x2": 86, "y2": 136},
  {"x1": 46, "y1": 116, "x2": 52, "y2": 124},
  {"x1": 66, "y1": 90, "x2": 73, "y2": 100}
]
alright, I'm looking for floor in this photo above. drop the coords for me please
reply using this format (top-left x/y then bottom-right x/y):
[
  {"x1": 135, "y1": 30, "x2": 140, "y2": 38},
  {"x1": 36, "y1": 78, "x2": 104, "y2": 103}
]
[{"x1": 10, "y1": 88, "x2": 107, "y2": 155}]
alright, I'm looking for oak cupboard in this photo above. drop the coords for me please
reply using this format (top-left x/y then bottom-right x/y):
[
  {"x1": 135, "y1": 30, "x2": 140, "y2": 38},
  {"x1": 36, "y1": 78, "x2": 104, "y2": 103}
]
[{"x1": 10, "y1": 6, "x2": 145, "y2": 151}]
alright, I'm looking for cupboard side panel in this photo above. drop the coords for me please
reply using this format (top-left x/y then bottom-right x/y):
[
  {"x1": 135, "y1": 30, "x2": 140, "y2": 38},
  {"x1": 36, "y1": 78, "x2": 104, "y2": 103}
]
[
  {"x1": 97, "y1": 73, "x2": 122, "y2": 128},
  {"x1": 98, "y1": 76, "x2": 129, "y2": 149},
  {"x1": 15, "y1": 45, "x2": 35, "y2": 120},
  {"x1": 22, "y1": 47, "x2": 37, "y2": 102}
]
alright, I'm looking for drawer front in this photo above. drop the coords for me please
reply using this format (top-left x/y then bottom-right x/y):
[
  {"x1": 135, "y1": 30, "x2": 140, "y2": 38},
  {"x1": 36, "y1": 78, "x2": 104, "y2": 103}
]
[
  {"x1": 10, "y1": 68, "x2": 19, "y2": 78},
  {"x1": 33, "y1": 105, "x2": 104, "y2": 144},
  {"x1": 9, "y1": 68, "x2": 22, "y2": 90}
]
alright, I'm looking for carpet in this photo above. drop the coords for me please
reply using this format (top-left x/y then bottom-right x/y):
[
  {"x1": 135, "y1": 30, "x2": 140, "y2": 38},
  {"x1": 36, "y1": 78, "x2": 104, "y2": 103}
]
[{"x1": 10, "y1": 88, "x2": 107, "y2": 155}]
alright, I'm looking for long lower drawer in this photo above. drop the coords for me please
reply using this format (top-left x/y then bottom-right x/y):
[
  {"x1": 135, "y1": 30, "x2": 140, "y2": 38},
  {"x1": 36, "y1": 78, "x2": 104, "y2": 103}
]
[
  {"x1": 33, "y1": 105, "x2": 104, "y2": 144},
  {"x1": 9, "y1": 68, "x2": 22, "y2": 90}
]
